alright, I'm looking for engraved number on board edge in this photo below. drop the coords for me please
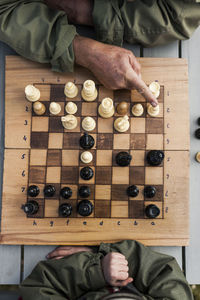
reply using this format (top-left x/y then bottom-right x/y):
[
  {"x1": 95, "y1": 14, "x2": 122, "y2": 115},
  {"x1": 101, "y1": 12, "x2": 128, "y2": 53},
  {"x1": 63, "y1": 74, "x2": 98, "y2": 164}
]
[
  {"x1": 25, "y1": 106, "x2": 29, "y2": 112},
  {"x1": 22, "y1": 170, "x2": 25, "y2": 177},
  {"x1": 50, "y1": 221, "x2": 54, "y2": 227},
  {"x1": 166, "y1": 138, "x2": 170, "y2": 144},
  {"x1": 151, "y1": 222, "x2": 155, "y2": 226},
  {"x1": 167, "y1": 157, "x2": 170, "y2": 162},
  {"x1": 166, "y1": 107, "x2": 170, "y2": 113},
  {"x1": 21, "y1": 187, "x2": 25, "y2": 193},
  {"x1": 166, "y1": 174, "x2": 170, "y2": 179},
  {"x1": 21, "y1": 153, "x2": 26, "y2": 159},
  {"x1": 24, "y1": 120, "x2": 28, "y2": 126},
  {"x1": 165, "y1": 190, "x2": 169, "y2": 197},
  {"x1": 167, "y1": 123, "x2": 170, "y2": 128},
  {"x1": 23, "y1": 135, "x2": 27, "y2": 141},
  {"x1": 165, "y1": 207, "x2": 169, "y2": 213}
]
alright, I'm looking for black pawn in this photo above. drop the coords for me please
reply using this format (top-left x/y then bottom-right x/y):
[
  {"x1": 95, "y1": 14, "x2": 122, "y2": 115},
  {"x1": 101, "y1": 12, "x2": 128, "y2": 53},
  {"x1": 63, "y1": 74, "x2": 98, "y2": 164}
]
[
  {"x1": 144, "y1": 186, "x2": 156, "y2": 198},
  {"x1": 59, "y1": 203, "x2": 72, "y2": 217},
  {"x1": 22, "y1": 201, "x2": 39, "y2": 215},
  {"x1": 27, "y1": 185, "x2": 40, "y2": 197},
  {"x1": 80, "y1": 132, "x2": 95, "y2": 150},
  {"x1": 145, "y1": 204, "x2": 160, "y2": 218},
  {"x1": 60, "y1": 187, "x2": 72, "y2": 199},
  {"x1": 116, "y1": 152, "x2": 132, "y2": 167},
  {"x1": 195, "y1": 128, "x2": 200, "y2": 139},
  {"x1": 147, "y1": 150, "x2": 164, "y2": 166},
  {"x1": 77, "y1": 200, "x2": 93, "y2": 216},
  {"x1": 79, "y1": 186, "x2": 91, "y2": 198},
  {"x1": 44, "y1": 185, "x2": 56, "y2": 197},
  {"x1": 127, "y1": 185, "x2": 139, "y2": 197},
  {"x1": 80, "y1": 167, "x2": 94, "y2": 180}
]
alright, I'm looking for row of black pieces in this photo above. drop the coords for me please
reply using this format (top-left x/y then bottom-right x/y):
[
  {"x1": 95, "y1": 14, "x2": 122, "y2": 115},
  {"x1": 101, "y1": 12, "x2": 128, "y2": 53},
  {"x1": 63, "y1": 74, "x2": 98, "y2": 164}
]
[{"x1": 28, "y1": 185, "x2": 91, "y2": 198}]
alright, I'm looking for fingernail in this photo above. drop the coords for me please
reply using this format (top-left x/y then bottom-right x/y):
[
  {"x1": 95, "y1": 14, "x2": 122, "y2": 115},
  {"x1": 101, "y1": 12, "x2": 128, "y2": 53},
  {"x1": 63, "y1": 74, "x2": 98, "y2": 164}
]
[{"x1": 151, "y1": 101, "x2": 157, "y2": 107}]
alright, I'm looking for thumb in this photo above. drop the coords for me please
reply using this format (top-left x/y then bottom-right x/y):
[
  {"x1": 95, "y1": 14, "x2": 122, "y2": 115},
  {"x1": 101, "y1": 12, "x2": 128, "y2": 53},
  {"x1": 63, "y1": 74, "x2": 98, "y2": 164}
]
[{"x1": 116, "y1": 277, "x2": 134, "y2": 287}]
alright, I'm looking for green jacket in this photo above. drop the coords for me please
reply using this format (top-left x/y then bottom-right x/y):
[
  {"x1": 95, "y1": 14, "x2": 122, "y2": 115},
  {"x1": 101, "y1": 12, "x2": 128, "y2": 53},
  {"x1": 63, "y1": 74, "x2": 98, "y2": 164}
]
[
  {"x1": 20, "y1": 240, "x2": 193, "y2": 300},
  {"x1": 0, "y1": 0, "x2": 200, "y2": 73}
]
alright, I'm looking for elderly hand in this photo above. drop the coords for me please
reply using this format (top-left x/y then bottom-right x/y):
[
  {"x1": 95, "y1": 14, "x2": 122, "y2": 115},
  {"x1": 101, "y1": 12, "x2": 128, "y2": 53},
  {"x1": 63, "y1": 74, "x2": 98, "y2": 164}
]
[{"x1": 46, "y1": 246, "x2": 93, "y2": 260}]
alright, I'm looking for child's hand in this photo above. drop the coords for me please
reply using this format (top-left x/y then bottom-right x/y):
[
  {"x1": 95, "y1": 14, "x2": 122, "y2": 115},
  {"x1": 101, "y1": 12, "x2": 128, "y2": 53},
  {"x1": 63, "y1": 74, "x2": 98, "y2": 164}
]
[
  {"x1": 101, "y1": 252, "x2": 133, "y2": 287},
  {"x1": 46, "y1": 246, "x2": 92, "y2": 260}
]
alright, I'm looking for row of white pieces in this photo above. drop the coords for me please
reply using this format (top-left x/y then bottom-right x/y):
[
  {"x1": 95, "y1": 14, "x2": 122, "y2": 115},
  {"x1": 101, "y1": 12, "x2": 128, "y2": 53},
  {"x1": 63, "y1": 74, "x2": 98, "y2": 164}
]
[{"x1": 33, "y1": 101, "x2": 77, "y2": 116}]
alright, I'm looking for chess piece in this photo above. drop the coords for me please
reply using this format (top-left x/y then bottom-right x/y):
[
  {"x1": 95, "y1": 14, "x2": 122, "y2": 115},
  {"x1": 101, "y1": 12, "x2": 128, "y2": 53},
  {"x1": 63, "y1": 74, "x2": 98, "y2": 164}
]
[
  {"x1": 116, "y1": 101, "x2": 128, "y2": 115},
  {"x1": 61, "y1": 115, "x2": 78, "y2": 130},
  {"x1": 44, "y1": 185, "x2": 56, "y2": 197},
  {"x1": 197, "y1": 117, "x2": 200, "y2": 126},
  {"x1": 64, "y1": 82, "x2": 78, "y2": 98},
  {"x1": 25, "y1": 85, "x2": 40, "y2": 102},
  {"x1": 145, "y1": 204, "x2": 160, "y2": 218},
  {"x1": 33, "y1": 101, "x2": 46, "y2": 115},
  {"x1": 98, "y1": 97, "x2": 115, "y2": 118},
  {"x1": 81, "y1": 80, "x2": 97, "y2": 101},
  {"x1": 116, "y1": 152, "x2": 132, "y2": 166},
  {"x1": 80, "y1": 151, "x2": 93, "y2": 164},
  {"x1": 79, "y1": 186, "x2": 91, "y2": 198},
  {"x1": 195, "y1": 128, "x2": 200, "y2": 139},
  {"x1": 60, "y1": 187, "x2": 72, "y2": 199},
  {"x1": 147, "y1": 103, "x2": 160, "y2": 117},
  {"x1": 127, "y1": 185, "x2": 139, "y2": 197},
  {"x1": 59, "y1": 203, "x2": 72, "y2": 217},
  {"x1": 80, "y1": 167, "x2": 94, "y2": 180},
  {"x1": 147, "y1": 150, "x2": 165, "y2": 166},
  {"x1": 22, "y1": 201, "x2": 39, "y2": 215},
  {"x1": 114, "y1": 115, "x2": 130, "y2": 132},
  {"x1": 132, "y1": 103, "x2": 144, "y2": 117},
  {"x1": 49, "y1": 102, "x2": 61, "y2": 115},
  {"x1": 80, "y1": 133, "x2": 95, "y2": 149},
  {"x1": 27, "y1": 185, "x2": 40, "y2": 197},
  {"x1": 149, "y1": 81, "x2": 160, "y2": 98},
  {"x1": 144, "y1": 186, "x2": 156, "y2": 198},
  {"x1": 195, "y1": 152, "x2": 200, "y2": 163},
  {"x1": 65, "y1": 101, "x2": 77, "y2": 114},
  {"x1": 77, "y1": 200, "x2": 93, "y2": 216},
  {"x1": 82, "y1": 117, "x2": 96, "y2": 131}
]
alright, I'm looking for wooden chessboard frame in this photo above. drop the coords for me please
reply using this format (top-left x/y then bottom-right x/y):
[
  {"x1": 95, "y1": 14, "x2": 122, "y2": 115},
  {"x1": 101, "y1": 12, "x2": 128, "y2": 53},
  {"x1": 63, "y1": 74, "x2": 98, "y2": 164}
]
[{"x1": 0, "y1": 56, "x2": 189, "y2": 245}]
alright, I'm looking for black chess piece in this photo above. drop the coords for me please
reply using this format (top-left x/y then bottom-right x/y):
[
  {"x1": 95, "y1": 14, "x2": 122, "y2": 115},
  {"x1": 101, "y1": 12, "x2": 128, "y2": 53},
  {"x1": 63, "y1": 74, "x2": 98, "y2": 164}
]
[
  {"x1": 27, "y1": 185, "x2": 40, "y2": 197},
  {"x1": 195, "y1": 128, "x2": 200, "y2": 139},
  {"x1": 60, "y1": 187, "x2": 72, "y2": 199},
  {"x1": 197, "y1": 118, "x2": 200, "y2": 126},
  {"x1": 77, "y1": 200, "x2": 93, "y2": 216},
  {"x1": 127, "y1": 185, "x2": 139, "y2": 197},
  {"x1": 80, "y1": 167, "x2": 94, "y2": 180},
  {"x1": 59, "y1": 203, "x2": 72, "y2": 217},
  {"x1": 79, "y1": 186, "x2": 91, "y2": 198},
  {"x1": 80, "y1": 132, "x2": 95, "y2": 149},
  {"x1": 145, "y1": 204, "x2": 160, "y2": 218},
  {"x1": 144, "y1": 186, "x2": 156, "y2": 198},
  {"x1": 44, "y1": 185, "x2": 56, "y2": 197},
  {"x1": 147, "y1": 150, "x2": 164, "y2": 166},
  {"x1": 22, "y1": 201, "x2": 39, "y2": 215},
  {"x1": 116, "y1": 152, "x2": 132, "y2": 167}
]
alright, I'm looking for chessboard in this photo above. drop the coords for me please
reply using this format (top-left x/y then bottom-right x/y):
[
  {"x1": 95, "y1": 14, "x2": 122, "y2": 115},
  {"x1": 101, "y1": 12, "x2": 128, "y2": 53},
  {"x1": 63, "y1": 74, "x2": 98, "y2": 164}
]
[{"x1": 0, "y1": 56, "x2": 189, "y2": 245}]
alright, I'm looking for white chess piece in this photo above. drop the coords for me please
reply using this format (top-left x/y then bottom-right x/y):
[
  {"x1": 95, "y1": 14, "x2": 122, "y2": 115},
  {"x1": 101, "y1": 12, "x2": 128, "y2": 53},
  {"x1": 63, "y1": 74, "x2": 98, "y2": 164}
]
[
  {"x1": 65, "y1": 101, "x2": 77, "y2": 114},
  {"x1": 114, "y1": 115, "x2": 130, "y2": 133},
  {"x1": 149, "y1": 81, "x2": 160, "y2": 98},
  {"x1": 64, "y1": 82, "x2": 78, "y2": 98},
  {"x1": 25, "y1": 85, "x2": 40, "y2": 102},
  {"x1": 80, "y1": 151, "x2": 93, "y2": 164},
  {"x1": 82, "y1": 117, "x2": 96, "y2": 131},
  {"x1": 81, "y1": 80, "x2": 97, "y2": 101},
  {"x1": 61, "y1": 115, "x2": 78, "y2": 130},
  {"x1": 132, "y1": 103, "x2": 144, "y2": 117},
  {"x1": 98, "y1": 97, "x2": 115, "y2": 118},
  {"x1": 147, "y1": 103, "x2": 160, "y2": 117},
  {"x1": 49, "y1": 102, "x2": 61, "y2": 115},
  {"x1": 33, "y1": 101, "x2": 46, "y2": 115}
]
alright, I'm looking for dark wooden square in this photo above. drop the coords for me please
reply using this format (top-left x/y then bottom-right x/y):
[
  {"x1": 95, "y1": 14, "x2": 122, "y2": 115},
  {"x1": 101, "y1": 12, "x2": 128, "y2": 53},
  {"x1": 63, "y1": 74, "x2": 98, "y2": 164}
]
[
  {"x1": 63, "y1": 133, "x2": 81, "y2": 149},
  {"x1": 144, "y1": 185, "x2": 163, "y2": 201},
  {"x1": 27, "y1": 199, "x2": 44, "y2": 218},
  {"x1": 146, "y1": 118, "x2": 164, "y2": 134},
  {"x1": 47, "y1": 150, "x2": 62, "y2": 166},
  {"x1": 31, "y1": 132, "x2": 49, "y2": 149},
  {"x1": 49, "y1": 117, "x2": 63, "y2": 133},
  {"x1": 29, "y1": 166, "x2": 46, "y2": 183},
  {"x1": 44, "y1": 183, "x2": 61, "y2": 200},
  {"x1": 96, "y1": 167, "x2": 112, "y2": 184},
  {"x1": 112, "y1": 150, "x2": 130, "y2": 166},
  {"x1": 130, "y1": 134, "x2": 146, "y2": 150},
  {"x1": 111, "y1": 184, "x2": 129, "y2": 200},
  {"x1": 59, "y1": 199, "x2": 77, "y2": 218},
  {"x1": 95, "y1": 201, "x2": 111, "y2": 218},
  {"x1": 50, "y1": 84, "x2": 65, "y2": 101},
  {"x1": 97, "y1": 133, "x2": 113, "y2": 150},
  {"x1": 114, "y1": 89, "x2": 131, "y2": 101},
  {"x1": 61, "y1": 167, "x2": 79, "y2": 184},
  {"x1": 32, "y1": 101, "x2": 49, "y2": 117},
  {"x1": 130, "y1": 167, "x2": 145, "y2": 185},
  {"x1": 129, "y1": 201, "x2": 144, "y2": 219},
  {"x1": 78, "y1": 184, "x2": 95, "y2": 200}
]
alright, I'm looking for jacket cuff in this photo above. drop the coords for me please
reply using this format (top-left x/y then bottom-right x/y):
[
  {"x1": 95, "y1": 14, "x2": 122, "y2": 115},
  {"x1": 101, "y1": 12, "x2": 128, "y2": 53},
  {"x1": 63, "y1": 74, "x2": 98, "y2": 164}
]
[
  {"x1": 87, "y1": 253, "x2": 107, "y2": 290},
  {"x1": 92, "y1": 0, "x2": 124, "y2": 46}
]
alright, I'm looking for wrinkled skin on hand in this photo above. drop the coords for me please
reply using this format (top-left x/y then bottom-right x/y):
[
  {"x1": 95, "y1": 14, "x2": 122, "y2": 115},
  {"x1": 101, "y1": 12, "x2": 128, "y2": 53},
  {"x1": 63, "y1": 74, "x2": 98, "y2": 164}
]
[{"x1": 46, "y1": 246, "x2": 93, "y2": 260}]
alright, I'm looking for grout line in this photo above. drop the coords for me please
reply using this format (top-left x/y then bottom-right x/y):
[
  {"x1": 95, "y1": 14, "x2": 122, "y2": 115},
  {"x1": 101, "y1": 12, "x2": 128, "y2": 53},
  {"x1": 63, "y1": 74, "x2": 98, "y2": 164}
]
[
  {"x1": 20, "y1": 245, "x2": 24, "y2": 283},
  {"x1": 182, "y1": 246, "x2": 186, "y2": 276},
  {"x1": 179, "y1": 41, "x2": 182, "y2": 58}
]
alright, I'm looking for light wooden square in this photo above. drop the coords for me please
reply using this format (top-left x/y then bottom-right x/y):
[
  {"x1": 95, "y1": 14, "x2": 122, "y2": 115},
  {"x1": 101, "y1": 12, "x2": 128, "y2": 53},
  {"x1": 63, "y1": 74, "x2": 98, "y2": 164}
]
[
  {"x1": 61, "y1": 184, "x2": 78, "y2": 200},
  {"x1": 131, "y1": 118, "x2": 145, "y2": 133},
  {"x1": 62, "y1": 150, "x2": 79, "y2": 166},
  {"x1": 99, "y1": 86, "x2": 113, "y2": 102},
  {"x1": 111, "y1": 201, "x2": 128, "y2": 218},
  {"x1": 113, "y1": 134, "x2": 130, "y2": 149},
  {"x1": 145, "y1": 167, "x2": 163, "y2": 185},
  {"x1": 46, "y1": 167, "x2": 61, "y2": 183},
  {"x1": 144, "y1": 201, "x2": 163, "y2": 219},
  {"x1": 130, "y1": 150, "x2": 145, "y2": 166},
  {"x1": 146, "y1": 134, "x2": 164, "y2": 150},
  {"x1": 96, "y1": 150, "x2": 112, "y2": 166},
  {"x1": 34, "y1": 84, "x2": 50, "y2": 101},
  {"x1": 79, "y1": 166, "x2": 95, "y2": 184},
  {"x1": 48, "y1": 133, "x2": 63, "y2": 149},
  {"x1": 95, "y1": 185, "x2": 111, "y2": 200},
  {"x1": 30, "y1": 149, "x2": 47, "y2": 166},
  {"x1": 129, "y1": 185, "x2": 144, "y2": 200},
  {"x1": 98, "y1": 118, "x2": 113, "y2": 133},
  {"x1": 45, "y1": 200, "x2": 59, "y2": 217},
  {"x1": 112, "y1": 167, "x2": 129, "y2": 184},
  {"x1": 82, "y1": 103, "x2": 97, "y2": 116},
  {"x1": 32, "y1": 117, "x2": 49, "y2": 132},
  {"x1": 131, "y1": 90, "x2": 146, "y2": 102}
]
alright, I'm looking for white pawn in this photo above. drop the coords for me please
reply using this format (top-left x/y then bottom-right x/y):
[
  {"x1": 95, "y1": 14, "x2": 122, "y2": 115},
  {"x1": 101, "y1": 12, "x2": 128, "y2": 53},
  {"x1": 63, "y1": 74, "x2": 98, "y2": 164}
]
[
  {"x1": 49, "y1": 102, "x2": 61, "y2": 115},
  {"x1": 61, "y1": 115, "x2": 77, "y2": 130},
  {"x1": 98, "y1": 97, "x2": 115, "y2": 118},
  {"x1": 65, "y1": 101, "x2": 77, "y2": 114},
  {"x1": 25, "y1": 85, "x2": 40, "y2": 102},
  {"x1": 33, "y1": 101, "x2": 46, "y2": 116},
  {"x1": 80, "y1": 151, "x2": 93, "y2": 164},
  {"x1": 81, "y1": 80, "x2": 97, "y2": 102},
  {"x1": 149, "y1": 81, "x2": 160, "y2": 98},
  {"x1": 147, "y1": 103, "x2": 160, "y2": 117},
  {"x1": 132, "y1": 103, "x2": 144, "y2": 117},
  {"x1": 82, "y1": 117, "x2": 96, "y2": 131},
  {"x1": 64, "y1": 82, "x2": 78, "y2": 98},
  {"x1": 114, "y1": 115, "x2": 130, "y2": 133}
]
